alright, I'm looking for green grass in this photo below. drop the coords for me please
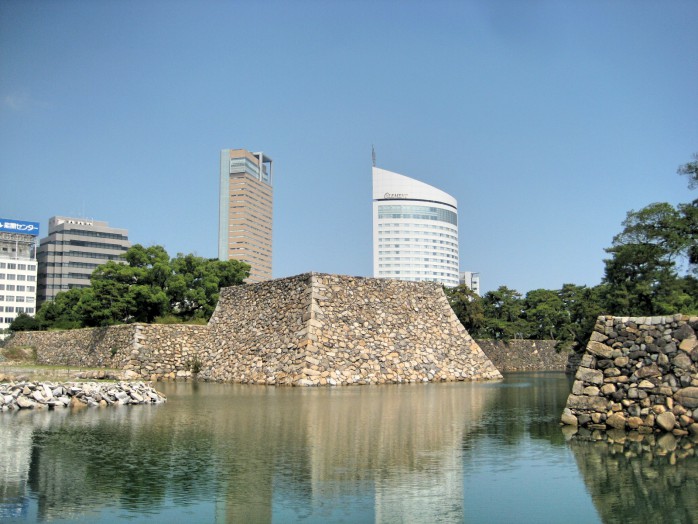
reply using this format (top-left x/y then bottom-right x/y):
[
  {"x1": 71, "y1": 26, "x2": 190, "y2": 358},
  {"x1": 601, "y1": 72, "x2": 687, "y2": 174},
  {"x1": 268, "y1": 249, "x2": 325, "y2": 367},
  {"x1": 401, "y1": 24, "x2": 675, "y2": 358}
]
[{"x1": 0, "y1": 363, "x2": 122, "y2": 383}]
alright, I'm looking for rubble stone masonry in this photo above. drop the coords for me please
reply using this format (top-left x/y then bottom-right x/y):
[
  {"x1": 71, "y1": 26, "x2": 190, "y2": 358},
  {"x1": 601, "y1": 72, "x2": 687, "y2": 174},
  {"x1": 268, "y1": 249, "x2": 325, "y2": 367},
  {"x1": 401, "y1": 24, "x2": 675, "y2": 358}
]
[
  {"x1": 4, "y1": 273, "x2": 502, "y2": 386},
  {"x1": 562, "y1": 315, "x2": 698, "y2": 435}
]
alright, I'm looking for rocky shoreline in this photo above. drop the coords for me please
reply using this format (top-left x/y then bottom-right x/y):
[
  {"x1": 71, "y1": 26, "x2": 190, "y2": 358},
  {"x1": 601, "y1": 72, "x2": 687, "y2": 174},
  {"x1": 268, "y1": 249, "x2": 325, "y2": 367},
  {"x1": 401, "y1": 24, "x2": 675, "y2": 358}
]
[{"x1": 0, "y1": 380, "x2": 167, "y2": 411}]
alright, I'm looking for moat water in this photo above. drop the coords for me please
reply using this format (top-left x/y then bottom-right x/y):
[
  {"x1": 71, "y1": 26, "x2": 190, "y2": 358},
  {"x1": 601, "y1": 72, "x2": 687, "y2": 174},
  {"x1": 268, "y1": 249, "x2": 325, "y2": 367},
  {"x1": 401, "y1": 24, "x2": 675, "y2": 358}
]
[{"x1": 1, "y1": 372, "x2": 696, "y2": 523}]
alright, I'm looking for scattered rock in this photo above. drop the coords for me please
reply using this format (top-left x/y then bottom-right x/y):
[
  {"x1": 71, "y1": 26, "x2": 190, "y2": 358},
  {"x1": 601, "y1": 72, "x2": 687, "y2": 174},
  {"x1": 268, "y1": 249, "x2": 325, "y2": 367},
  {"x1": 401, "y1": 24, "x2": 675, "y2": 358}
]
[{"x1": 0, "y1": 381, "x2": 166, "y2": 412}]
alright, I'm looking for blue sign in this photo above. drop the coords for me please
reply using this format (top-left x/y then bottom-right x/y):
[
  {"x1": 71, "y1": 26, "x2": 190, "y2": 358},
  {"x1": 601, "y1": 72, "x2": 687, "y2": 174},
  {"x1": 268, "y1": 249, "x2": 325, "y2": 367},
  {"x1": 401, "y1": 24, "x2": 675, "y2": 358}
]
[{"x1": 0, "y1": 218, "x2": 40, "y2": 236}]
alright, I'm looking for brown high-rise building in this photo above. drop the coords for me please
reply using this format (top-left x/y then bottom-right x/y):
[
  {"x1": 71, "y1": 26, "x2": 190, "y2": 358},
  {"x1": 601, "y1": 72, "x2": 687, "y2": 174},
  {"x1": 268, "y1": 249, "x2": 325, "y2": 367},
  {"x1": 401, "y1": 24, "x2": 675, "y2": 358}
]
[{"x1": 218, "y1": 149, "x2": 273, "y2": 283}]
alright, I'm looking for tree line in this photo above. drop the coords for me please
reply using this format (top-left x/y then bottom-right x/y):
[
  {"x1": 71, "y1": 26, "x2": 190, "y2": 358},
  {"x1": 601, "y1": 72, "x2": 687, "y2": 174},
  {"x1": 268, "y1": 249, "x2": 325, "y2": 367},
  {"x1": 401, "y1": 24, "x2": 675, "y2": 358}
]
[
  {"x1": 11, "y1": 245, "x2": 250, "y2": 330},
  {"x1": 446, "y1": 153, "x2": 698, "y2": 350}
]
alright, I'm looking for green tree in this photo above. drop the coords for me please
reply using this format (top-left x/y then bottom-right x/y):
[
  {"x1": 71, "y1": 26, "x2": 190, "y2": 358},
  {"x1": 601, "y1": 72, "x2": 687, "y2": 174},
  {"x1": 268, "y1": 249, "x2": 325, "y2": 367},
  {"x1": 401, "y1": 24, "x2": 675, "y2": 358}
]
[
  {"x1": 601, "y1": 153, "x2": 698, "y2": 315},
  {"x1": 480, "y1": 286, "x2": 527, "y2": 340},
  {"x1": 556, "y1": 284, "x2": 605, "y2": 351},
  {"x1": 9, "y1": 312, "x2": 41, "y2": 331},
  {"x1": 168, "y1": 254, "x2": 249, "y2": 320},
  {"x1": 445, "y1": 284, "x2": 484, "y2": 334},
  {"x1": 33, "y1": 244, "x2": 250, "y2": 329},
  {"x1": 678, "y1": 152, "x2": 698, "y2": 190},
  {"x1": 602, "y1": 242, "x2": 681, "y2": 315},
  {"x1": 522, "y1": 288, "x2": 566, "y2": 340},
  {"x1": 35, "y1": 288, "x2": 86, "y2": 329}
]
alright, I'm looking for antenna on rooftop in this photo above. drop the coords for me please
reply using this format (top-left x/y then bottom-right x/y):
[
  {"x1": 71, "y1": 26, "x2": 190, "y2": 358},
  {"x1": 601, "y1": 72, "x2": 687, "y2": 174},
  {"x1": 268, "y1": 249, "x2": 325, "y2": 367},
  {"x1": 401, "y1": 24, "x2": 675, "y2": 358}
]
[{"x1": 371, "y1": 144, "x2": 376, "y2": 167}]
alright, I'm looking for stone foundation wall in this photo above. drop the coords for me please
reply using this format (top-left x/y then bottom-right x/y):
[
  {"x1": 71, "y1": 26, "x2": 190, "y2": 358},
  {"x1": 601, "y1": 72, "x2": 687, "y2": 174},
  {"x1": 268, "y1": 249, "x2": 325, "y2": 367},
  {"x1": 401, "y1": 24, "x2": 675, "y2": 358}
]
[
  {"x1": 5, "y1": 325, "x2": 138, "y2": 368},
  {"x1": 562, "y1": 315, "x2": 698, "y2": 435},
  {"x1": 5, "y1": 324, "x2": 209, "y2": 380},
  {"x1": 476, "y1": 340, "x2": 570, "y2": 371},
  {"x1": 206, "y1": 273, "x2": 502, "y2": 385},
  {"x1": 4, "y1": 273, "x2": 502, "y2": 386}
]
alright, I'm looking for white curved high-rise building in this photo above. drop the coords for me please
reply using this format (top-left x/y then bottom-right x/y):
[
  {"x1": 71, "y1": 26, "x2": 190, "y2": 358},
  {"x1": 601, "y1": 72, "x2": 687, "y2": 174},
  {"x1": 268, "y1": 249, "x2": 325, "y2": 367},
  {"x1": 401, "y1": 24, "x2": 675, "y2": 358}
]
[{"x1": 372, "y1": 167, "x2": 459, "y2": 287}]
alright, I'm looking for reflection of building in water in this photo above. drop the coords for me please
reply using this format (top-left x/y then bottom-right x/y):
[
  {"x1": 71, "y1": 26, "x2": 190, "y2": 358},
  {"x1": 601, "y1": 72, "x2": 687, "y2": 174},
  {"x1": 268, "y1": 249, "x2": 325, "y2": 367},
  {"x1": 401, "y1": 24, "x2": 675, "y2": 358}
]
[
  {"x1": 2, "y1": 382, "x2": 497, "y2": 523},
  {"x1": 0, "y1": 423, "x2": 33, "y2": 519},
  {"x1": 212, "y1": 387, "x2": 302, "y2": 524},
  {"x1": 204, "y1": 383, "x2": 495, "y2": 523},
  {"x1": 301, "y1": 383, "x2": 496, "y2": 522}
]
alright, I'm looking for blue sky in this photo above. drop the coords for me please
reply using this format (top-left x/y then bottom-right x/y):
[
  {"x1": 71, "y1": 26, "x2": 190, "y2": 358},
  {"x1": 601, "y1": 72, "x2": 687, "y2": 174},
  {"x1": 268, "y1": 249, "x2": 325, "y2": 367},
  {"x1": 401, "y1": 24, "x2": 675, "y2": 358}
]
[{"x1": 1, "y1": 0, "x2": 696, "y2": 294}]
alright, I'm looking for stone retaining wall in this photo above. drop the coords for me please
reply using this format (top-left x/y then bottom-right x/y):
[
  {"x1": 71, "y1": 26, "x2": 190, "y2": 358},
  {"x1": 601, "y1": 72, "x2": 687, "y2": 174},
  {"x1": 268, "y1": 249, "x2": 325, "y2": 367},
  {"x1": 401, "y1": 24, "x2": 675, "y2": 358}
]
[
  {"x1": 562, "y1": 315, "x2": 698, "y2": 435},
  {"x1": 476, "y1": 340, "x2": 569, "y2": 371},
  {"x1": 5, "y1": 324, "x2": 209, "y2": 380},
  {"x1": 3, "y1": 273, "x2": 503, "y2": 386},
  {"x1": 7, "y1": 325, "x2": 138, "y2": 368},
  {"x1": 205, "y1": 273, "x2": 502, "y2": 385}
]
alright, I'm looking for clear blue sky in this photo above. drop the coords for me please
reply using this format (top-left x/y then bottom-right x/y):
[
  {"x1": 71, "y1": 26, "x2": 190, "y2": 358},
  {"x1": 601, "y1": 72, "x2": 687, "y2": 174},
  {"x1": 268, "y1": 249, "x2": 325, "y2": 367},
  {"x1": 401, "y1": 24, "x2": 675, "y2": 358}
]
[{"x1": 1, "y1": 0, "x2": 696, "y2": 294}]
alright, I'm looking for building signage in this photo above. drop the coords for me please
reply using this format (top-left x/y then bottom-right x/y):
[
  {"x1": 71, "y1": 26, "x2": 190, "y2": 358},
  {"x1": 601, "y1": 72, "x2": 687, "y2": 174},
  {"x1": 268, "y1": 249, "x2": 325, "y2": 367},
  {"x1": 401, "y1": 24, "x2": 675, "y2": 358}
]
[
  {"x1": 0, "y1": 218, "x2": 40, "y2": 236},
  {"x1": 384, "y1": 193, "x2": 409, "y2": 199}
]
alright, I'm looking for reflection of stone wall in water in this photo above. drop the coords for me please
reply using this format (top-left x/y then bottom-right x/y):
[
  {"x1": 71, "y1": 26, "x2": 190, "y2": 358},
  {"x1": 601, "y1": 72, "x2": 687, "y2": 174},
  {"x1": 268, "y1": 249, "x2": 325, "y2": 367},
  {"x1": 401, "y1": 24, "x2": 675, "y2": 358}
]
[
  {"x1": 562, "y1": 315, "x2": 698, "y2": 435},
  {"x1": 4, "y1": 273, "x2": 502, "y2": 386},
  {"x1": 568, "y1": 433, "x2": 698, "y2": 524}
]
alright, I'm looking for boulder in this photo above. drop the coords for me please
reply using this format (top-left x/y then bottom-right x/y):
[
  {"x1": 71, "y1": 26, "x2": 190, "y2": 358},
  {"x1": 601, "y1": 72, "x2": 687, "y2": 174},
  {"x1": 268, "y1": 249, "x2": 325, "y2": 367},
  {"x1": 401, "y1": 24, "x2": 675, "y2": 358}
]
[
  {"x1": 587, "y1": 341, "x2": 613, "y2": 359},
  {"x1": 561, "y1": 408, "x2": 578, "y2": 426},
  {"x1": 606, "y1": 413, "x2": 626, "y2": 429},
  {"x1": 673, "y1": 324, "x2": 696, "y2": 341},
  {"x1": 577, "y1": 367, "x2": 604, "y2": 386},
  {"x1": 674, "y1": 387, "x2": 698, "y2": 409},
  {"x1": 567, "y1": 394, "x2": 609, "y2": 412},
  {"x1": 656, "y1": 411, "x2": 676, "y2": 432}
]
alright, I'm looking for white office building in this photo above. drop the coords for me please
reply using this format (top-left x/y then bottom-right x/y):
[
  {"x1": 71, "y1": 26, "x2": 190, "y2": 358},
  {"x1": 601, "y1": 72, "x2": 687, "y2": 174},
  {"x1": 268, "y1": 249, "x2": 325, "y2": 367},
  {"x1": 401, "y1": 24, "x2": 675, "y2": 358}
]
[
  {"x1": 459, "y1": 271, "x2": 481, "y2": 296},
  {"x1": 372, "y1": 167, "x2": 459, "y2": 287},
  {"x1": 0, "y1": 218, "x2": 39, "y2": 338}
]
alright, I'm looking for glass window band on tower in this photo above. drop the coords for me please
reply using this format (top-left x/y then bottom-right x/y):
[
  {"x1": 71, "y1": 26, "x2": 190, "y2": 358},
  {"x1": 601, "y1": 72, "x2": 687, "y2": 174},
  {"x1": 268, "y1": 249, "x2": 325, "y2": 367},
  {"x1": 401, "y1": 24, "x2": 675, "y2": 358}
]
[{"x1": 372, "y1": 167, "x2": 460, "y2": 287}]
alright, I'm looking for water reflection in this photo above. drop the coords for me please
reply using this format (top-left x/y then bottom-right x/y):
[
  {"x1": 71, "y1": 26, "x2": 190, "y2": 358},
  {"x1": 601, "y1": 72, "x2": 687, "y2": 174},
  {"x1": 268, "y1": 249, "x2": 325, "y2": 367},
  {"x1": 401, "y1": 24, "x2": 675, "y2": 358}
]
[
  {"x1": 0, "y1": 381, "x2": 499, "y2": 523},
  {"x1": 1, "y1": 374, "x2": 693, "y2": 523},
  {"x1": 567, "y1": 430, "x2": 698, "y2": 524}
]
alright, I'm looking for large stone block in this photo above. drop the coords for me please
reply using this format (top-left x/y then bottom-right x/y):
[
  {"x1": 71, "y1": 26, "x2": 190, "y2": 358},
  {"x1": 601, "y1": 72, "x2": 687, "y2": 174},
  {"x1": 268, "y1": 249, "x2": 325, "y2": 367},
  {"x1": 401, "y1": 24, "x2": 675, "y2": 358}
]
[
  {"x1": 587, "y1": 341, "x2": 613, "y2": 359},
  {"x1": 674, "y1": 387, "x2": 698, "y2": 409},
  {"x1": 577, "y1": 367, "x2": 604, "y2": 386},
  {"x1": 567, "y1": 394, "x2": 609, "y2": 412}
]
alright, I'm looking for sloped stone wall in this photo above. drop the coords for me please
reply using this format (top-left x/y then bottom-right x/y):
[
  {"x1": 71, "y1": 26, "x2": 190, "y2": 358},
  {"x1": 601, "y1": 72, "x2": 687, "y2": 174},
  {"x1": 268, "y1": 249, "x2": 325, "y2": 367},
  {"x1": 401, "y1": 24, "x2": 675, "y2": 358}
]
[
  {"x1": 5, "y1": 324, "x2": 209, "y2": 380},
  {"x1": 4, "y1": 273, "x2": 502, "y2": 386},
  {"x1": 476, "y1": 340, "x2": 569, "y2": 371},
  {"x1": 5, "y1": 325, "x2": 138, "y2": 368},
  {"x1": 562, "y1": 315, "x2": 698, "y2": 435},
  {"x1": 205, "y1": 273, "x2": 501, "y2": 385}
]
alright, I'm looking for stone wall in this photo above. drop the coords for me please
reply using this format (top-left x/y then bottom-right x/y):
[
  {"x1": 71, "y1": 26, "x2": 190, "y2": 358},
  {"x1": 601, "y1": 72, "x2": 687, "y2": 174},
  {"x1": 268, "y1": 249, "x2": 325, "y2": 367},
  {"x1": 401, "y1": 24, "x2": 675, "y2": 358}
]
[
  {"x1": 5, "y1": 324, "x2": 209, "y2": 380},
  {"x1": 6, "y1": 325, "x2": 138, "y2": 368},
  {"x1": 205, "y1": 273, "x2": 502, "y2": 385},
  {"x1": 562, "y1": 315, "x2": 698, "y2": 435},
  {"x1": 3, "y1": 273, "x2": 502, "y2": 386},
  {"x1": 476, "y1": 340, "x2": 569, "y2": 372}
]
